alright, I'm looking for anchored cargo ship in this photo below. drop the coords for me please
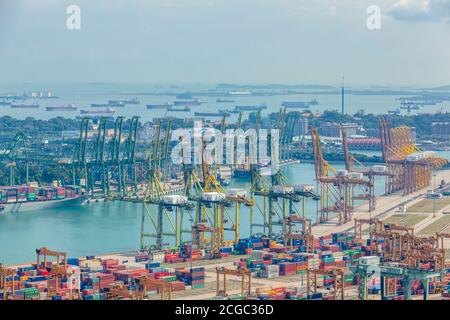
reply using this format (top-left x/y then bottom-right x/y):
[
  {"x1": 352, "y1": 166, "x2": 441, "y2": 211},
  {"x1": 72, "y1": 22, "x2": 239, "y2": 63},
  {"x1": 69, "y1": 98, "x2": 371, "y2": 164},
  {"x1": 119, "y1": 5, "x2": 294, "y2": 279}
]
[
  {"x1": 46, "y1": 104, "x2": 77, "y2": 111},
  {"x1": 281, "y1": 99, "x2": 319, "y2": 109},
  {"x1": 80, "y1": 108, "x2": 115, "y2": 115},
  {"x1": 173, "y1": 98, "x2": 203, "y2": 106},
  {"x1": 0, "y1": 185, "x2": 84, "y2": 214},
  {"x1": 11, "y1": 102, "x2": 39, "y2": 109},
  {"x1": 216, "y1": 98, "x2": 235, "y2": 103},
  {"x1": 234, "y1": 104, "x2": 267, "y2": 112},
  {"x1": 91, "y1": 102, "x2": 124, "y2": 107},
  {"x1": 146, "y1": 103, "x2": 172, "y2": 109},
  {"x1": 167, "y1": 106, "x2": 190, "y2": 112},
  {"x1": 194, "y1": 111, "x2": 230, "y2": 117},
  {"x1": 108, "y1": 98, "x2": 140, "y2": 105}
]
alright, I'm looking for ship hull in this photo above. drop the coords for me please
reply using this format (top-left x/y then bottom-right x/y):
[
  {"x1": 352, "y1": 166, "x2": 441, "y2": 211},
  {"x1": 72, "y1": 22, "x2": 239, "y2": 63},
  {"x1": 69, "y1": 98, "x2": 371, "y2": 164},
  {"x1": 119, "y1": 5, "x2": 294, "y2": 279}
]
[{"x1": 0, "y1": 196, "x2": 85, "y2": 214}]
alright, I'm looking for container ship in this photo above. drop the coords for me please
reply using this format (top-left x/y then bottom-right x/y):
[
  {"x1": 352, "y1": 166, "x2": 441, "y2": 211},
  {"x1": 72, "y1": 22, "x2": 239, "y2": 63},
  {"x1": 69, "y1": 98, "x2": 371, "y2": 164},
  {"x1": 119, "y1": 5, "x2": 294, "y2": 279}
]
[
  {"x1": 10, "y1": 102, "x2": 39, "y2": 109},
  {"x1": 46, "y1": 104, "x2": 77, "y2": 111},
  {"x1": 0, "y1": 185, "x2": 84, "y2": 214},
  {"x1": 146, "y1": 103, "x2": 172, "y2": 109}
]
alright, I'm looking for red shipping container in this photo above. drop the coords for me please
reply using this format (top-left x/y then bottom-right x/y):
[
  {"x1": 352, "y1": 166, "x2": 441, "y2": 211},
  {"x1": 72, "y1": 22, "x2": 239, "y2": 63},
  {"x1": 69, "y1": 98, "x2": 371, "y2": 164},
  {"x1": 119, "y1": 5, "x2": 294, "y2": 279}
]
[{"x1": 37, "y1": 269, "x2": 49, "y2": 276}]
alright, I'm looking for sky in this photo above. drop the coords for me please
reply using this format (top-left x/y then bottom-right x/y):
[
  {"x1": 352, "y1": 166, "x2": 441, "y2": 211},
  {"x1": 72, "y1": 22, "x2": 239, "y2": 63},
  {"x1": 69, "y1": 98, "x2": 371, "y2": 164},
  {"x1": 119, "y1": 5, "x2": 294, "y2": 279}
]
[{"x1": 0, "y1": 0, "x2": 450, "y2": 87}]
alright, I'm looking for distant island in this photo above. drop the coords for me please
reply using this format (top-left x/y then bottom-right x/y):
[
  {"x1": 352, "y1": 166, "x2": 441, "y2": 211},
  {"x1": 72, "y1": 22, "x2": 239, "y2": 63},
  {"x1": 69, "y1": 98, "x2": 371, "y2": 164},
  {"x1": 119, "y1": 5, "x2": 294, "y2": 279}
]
[{"x1": 216, "y1": 83, "x2": 335, "y2": 90}]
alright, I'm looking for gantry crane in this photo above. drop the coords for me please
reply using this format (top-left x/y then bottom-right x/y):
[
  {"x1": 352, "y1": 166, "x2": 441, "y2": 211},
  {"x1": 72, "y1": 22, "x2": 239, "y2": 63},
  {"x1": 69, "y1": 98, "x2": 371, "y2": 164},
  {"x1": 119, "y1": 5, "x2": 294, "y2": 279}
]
[
  {"x1": 125, "y1": 116, "x2": 140, "y2": 195},
  {"x1": 36, "y1": 247, "x2": 67, "y2": 269},
  {"x1": 141, "y1": 120, "x2": 195, "y2": 250},
  {"x1": 250, "y1": 111, "x2": 318, "y2": 237},
  {"x1": 47, "y1": 264, "x2": 68, "y2": 298},
  {"x1": 5, "y1": 133, "x2": 28, "y2": 186},
  {"x1": 0, "y1": 264, "x2": 16, "y2": 300},
  {"x1": 189, "y1": 138, "x2": 246, "y2": 256},
  {"x1": 72, "y1": 117, "x2": 90, "y2": 191},
  {"x1": 341, "y1": 125, "x2": 392, "y2": 211},
  {"x1": 136, "y1": 276, "x2": 173, "y2": 300},
  {"x1": 379, "y1": 116, "x2": 448, "y2": 195},
  {"x1": 284, "y1": 214, "x2": 314, "y2": 252},
  {"x1": 216, "y1": 267, "x2": 252, "y2": 297},
  {"x1": 366, "y1": 223, "x2": 446, "y2": 273},
  {"x1": 306, "y1": 267, "x2": 345, "y2": 300},
  {"x1": 93, "y1": 116, "x2": 108, "y2": 197},
  {"x1": 107, "y1": 283, "x2": 133, "y2": 300},
  {"x1": 311, "y1": 126, "x2": 371, "y2": 224},
  {"x1": 350, "y1": 262, "x2": 442, "y2": 300}
]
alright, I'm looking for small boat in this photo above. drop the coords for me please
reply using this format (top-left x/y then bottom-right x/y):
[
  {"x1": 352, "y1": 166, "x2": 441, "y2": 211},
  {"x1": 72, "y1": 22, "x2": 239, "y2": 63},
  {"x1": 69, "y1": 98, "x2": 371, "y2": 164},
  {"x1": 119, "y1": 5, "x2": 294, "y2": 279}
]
[
  {"x1": 146, "y1": 103, "x2": 172, "y2": 109},
  {"x1": 46, "y1": 104, "x2": 77, "y2": 111},
  {"x1": 11, "y1": 102, "x2": 39, "y2": 108}
]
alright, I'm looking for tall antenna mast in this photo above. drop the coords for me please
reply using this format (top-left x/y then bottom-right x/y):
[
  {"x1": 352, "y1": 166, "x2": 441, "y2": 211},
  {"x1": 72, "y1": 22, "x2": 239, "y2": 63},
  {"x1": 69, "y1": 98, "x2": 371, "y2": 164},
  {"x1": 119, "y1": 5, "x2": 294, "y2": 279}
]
[{"x1": 341, "y1": 76, "x2": 345, "y2": 114}]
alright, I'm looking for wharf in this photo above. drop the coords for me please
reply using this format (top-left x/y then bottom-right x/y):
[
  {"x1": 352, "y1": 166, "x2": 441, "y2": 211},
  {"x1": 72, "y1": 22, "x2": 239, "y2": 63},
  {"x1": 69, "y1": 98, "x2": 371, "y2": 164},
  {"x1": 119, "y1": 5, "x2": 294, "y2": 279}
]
[{"x1": 311, "y1": 168, "x2": 450, "y2": 247}]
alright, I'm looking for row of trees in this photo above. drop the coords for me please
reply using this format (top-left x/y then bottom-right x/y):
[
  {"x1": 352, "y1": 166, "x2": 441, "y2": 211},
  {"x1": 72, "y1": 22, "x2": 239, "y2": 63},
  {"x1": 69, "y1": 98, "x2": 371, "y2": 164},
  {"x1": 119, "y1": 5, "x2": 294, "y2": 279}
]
[{"x1": 310, "y1": 110, "x2": 450, "y2": 137}]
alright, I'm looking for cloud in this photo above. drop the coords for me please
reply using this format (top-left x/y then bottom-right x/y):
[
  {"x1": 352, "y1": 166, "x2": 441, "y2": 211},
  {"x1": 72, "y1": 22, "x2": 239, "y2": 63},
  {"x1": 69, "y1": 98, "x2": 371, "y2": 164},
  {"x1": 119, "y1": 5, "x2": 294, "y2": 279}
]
[{"x1": 388, "y1": 0, "x2": 450, "y2": 22}]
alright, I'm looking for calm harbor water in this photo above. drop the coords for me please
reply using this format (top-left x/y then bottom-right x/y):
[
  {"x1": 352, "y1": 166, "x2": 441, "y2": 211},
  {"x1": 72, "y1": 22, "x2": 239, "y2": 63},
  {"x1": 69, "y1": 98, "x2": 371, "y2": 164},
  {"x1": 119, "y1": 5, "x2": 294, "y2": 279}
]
[{"x1": 0, "y1": 162, "x2": 387, "y2": 264}]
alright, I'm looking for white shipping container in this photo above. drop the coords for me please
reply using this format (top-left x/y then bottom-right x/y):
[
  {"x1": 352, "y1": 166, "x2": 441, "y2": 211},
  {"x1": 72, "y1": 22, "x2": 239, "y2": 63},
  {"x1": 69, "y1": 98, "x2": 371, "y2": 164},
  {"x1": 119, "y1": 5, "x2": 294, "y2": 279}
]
[
  {"x1": 162, "y1": 195, "x2": 188, "y2": 205},
  {"x1": 359, "y1": 256, "x2": 380, "y2": 266},
  {"x1": 349, "y1": 172, "x2": 364, "y2": 180},
  {"x1": 336, "y1": 169, "x2": 348, "y2": 177},
  {"x1": 201, "y1": 192, "x2": 226, "y2": 202},
  {"x1": 226, "y1": 188, "x2": 247, "y2": 198},
  {"x1": 272, "y1": 185, "x2": 294, "y2": 194},
  {"x1": 372, "y1": 165, "x2": 387, "y2": 173},
  {"x1": 294, "y1": 184, "x2": 314, "y2": 193}
]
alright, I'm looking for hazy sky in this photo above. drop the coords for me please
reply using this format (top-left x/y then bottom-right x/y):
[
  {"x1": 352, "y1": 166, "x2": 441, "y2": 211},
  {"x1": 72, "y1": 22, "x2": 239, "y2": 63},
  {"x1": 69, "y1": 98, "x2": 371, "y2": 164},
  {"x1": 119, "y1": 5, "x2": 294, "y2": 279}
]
[{"x1": 1, "y1": 0, "x2": 450, "y2": 86}]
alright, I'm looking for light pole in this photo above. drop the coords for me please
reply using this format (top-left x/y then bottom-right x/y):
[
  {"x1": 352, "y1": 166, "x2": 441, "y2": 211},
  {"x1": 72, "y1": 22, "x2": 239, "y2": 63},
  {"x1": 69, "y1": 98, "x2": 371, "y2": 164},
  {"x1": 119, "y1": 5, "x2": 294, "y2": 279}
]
[{"x1": 433, "y1": 174, "x2": 437, "y2": 218}]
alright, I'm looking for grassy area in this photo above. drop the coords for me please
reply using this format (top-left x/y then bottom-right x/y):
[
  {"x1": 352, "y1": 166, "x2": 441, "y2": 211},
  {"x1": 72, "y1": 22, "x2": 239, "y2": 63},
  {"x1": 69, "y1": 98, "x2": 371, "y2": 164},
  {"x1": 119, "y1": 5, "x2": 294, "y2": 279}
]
[
  {"x1": 406, "y1": 197, "x2": 450, "y2": 213},
  {"x1": 383, "y1": 214, "x2": 428, "y2": 227},
  {"x1": 418, "y1": 215, "x2": 450, "y2": 235},
  {"x1": 363, "y1": 214, "x2": 427, "y2": 233}
]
